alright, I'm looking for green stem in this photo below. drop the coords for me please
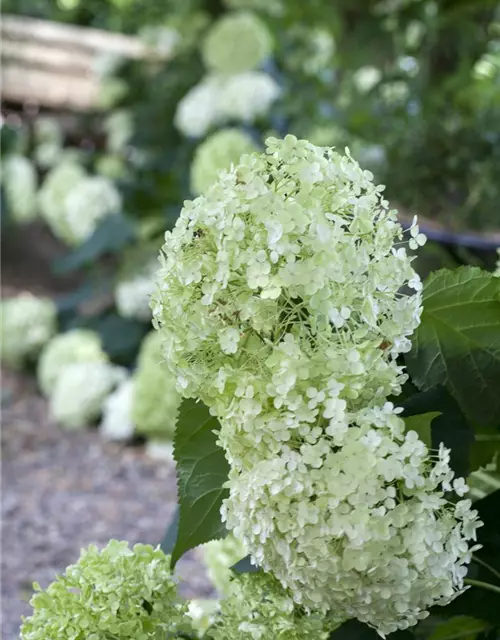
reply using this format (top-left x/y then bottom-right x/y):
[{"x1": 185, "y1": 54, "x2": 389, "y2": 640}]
[
  {"x1": 465, "y1": 578, "x2": 500, "y2": 596},
  {"x1": 473, "y1": 555, "x2": 500, "y2": 582}
]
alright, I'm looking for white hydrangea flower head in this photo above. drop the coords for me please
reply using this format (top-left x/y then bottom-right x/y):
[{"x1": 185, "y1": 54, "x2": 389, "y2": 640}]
[
  {"x1": 202, "y1": 11, "x2": 273, "y2": 74},
  {"x1": 49, "y1": 361, "x2": 126, "y2": 430},
  {"x1": 217, "y1": 71, "x2": 281, "y2": 123},
  {"x1": 201, "y1": 534, "x2": 247, "y2": 596},
  {"x1": 209, "y1": 573, "x2": 334, "y2": 640},
  {"x1": 191, "y1": 128, "x2": 258, "y2": 195},
  {"x1": 152, "y1": 135, "x2": 481, "y2": 633},
  {"x1": 175, "y1": 72, "x2": 281, "y2": 138},
  {"x1": 131, "y1": 331, "x2": 181, "y2": 439},
  {"x1": 37, "y1": 329, "x2": 107, "y2": 396},
  {"x1": 223, "y1": 0, "x2": 284, "y2": 16},
  {"x1": 64, "y1": 176, "x2": 122, "y2": 244},
  {"x1": 115, "y1": 259, "x2": 157, "y2": 321},
  {"x1": 99, "y1": 378, "x2": 135, "y2": 441},
  {"x1": 3, "y1": 155, "x2": 38, "y2": 223},
  {"x1": 152, "y1": 135, "x2": 422, "y2": 434},
  {"x1": 287, "y1": 26, "x2": 336, "y2": 77},
  {"x1": 174, "y1": 76, "x2": 223, "y2": 138},
  {"x1": 222, "y1": 405, "x2": 482, "y2": 634},
  {"x1": 38, "y1": 160, "x2": 87, "y2": 243},
  {"x1": 1, "y1": 294, "x2": 57, "y2": 369}
]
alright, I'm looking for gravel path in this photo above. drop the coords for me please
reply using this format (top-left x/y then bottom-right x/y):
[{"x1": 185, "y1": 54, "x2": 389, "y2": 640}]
[{"x1": 1, "y1": 368, "x2": 213, "y2": 640}]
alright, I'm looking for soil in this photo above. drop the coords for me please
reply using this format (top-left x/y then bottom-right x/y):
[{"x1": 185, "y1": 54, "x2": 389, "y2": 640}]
[{"x1": 1, "y1": 368, "x2": 214, "y2": 639}]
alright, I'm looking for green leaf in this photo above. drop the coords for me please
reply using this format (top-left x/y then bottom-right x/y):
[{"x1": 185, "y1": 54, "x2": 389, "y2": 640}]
[
  {"x1": 171, "y1": 399, "x2": 229, "y2": 568},
  {"x1": 401, "y1": 387, "x2": 474, "y2": 478},
  {"x1": 428, "y1": 616, "x2": 488, "y2": 640},
  {"x1": 230, "y1": 555, "x2": 261, "y2": 575},
  {"x1": 52, "y1": 214, "x2": 135, "y2": 274},
  {"x1": 403, "y1": 412, "x2": 441, "y2": 447},
  {"x1": 469, "y1": 425, "x2": 500, "y2": 473},
  {"x1": 405, "y1": 267, "x2": 500, "y2": 427}
]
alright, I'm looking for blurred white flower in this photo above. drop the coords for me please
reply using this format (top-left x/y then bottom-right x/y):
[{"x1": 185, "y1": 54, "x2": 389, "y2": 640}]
[
  {"x1": 50, "y1": 361, "x2": 126, "y2": 430},
  {"x1": 99, "y1": 378, "x2": 135, "y2": 441},
  {"x1": 64, "y1": 176, "x2": 122, "y2": 244},
  {"x1": 1, "y1": 294, "x2": 57, "y2": 369},
  {"x1": 2, "y1": 155, "x2": 38, "y2": 223},
  {"x1": 191, "y1": 128, "x2": 258, "y2": 194},
  {"x1": 175, "y1": 72, "x2": 281, "y2": 138},
  {"x1": 115, "y1": 260, "x2": 157, "y2": 321},
  {"x1": 38, "y1": 160, "x2": 87, "y2": 244},
  {"x1": 38, "y1": 329, "x2": 107, "y2": 396},
  {"x1": 202, "y1": 11, "x2": 272, "y2": 74},
  {"x1": 352, "y1": 66, "x2": 382, "y2": 93}
]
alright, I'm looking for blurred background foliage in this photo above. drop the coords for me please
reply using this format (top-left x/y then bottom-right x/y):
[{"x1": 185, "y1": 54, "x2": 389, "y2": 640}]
[{"x1": 1, "y1": 0, "x2": 500, "y2": 437}]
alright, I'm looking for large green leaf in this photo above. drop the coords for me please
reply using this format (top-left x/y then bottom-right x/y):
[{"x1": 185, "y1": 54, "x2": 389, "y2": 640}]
[
  {"x1": 428, "y1": 616, "x2": 488, "y2": 640},
  {"x1": 405, "y1": 267, "x2": 500, "y2": 427},
  {"x1": 52, "y1": 213, "x2": 135, "y2": 274},
  {"x1": 401, "y1": 387, "x2": 474, "y2": 478},
  {"x1": 171, "y1": 399, "x2": 229, "y2": 568},
  {"x1": 403, "y1": 412, "x2": 441, "y2": 448}
]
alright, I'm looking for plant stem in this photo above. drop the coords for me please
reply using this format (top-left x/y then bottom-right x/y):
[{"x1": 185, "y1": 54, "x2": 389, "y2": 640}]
[
  {"x1": 465, "y1": 578, "x2": 500, "y2": 596},
  {"x1": 473, "y1": 555, "x2": 500, "y2": 582}
]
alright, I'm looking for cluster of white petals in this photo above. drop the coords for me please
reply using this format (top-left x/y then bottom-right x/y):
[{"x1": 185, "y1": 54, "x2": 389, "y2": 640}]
[
  {"x1": 3, "y1": 155, "x2": 38, "y2": 223},
  {"x1": 38, "y1": 160, "x2": 87, "y2": 244},
  {"x1": 1, "y1": 294, "x2": 57, "y2": 369},
  {"x1": 202, "y1": 11, "x2": 272, "y2": 74},
  {"x1": 152, "y1": 136, "x2": 480, "y2": 634},
  {"x1": 65, "y1": 176, "x2": 122, "y2": 244},
  {"x1": 49, "y1": 361, "x2": 126, "y2": 430},
  {"x1": 191, "y1": 128, "x2": 258, "y2": 195},
  {"x1": 99, "y1": 378, "x2": 135, "y2": 441},
  {"x1": 201, "y1": 534, "x2": 247, "y2": 596},
  {"x1": 175, "y1": 72, "x2": 280, "y2": 138},
  {"x1": 37, "y1": 329, "x2": 107, "y2": 396},
  {"x1": 115, "y1": 260, "x2": 157, "y2": 321}
]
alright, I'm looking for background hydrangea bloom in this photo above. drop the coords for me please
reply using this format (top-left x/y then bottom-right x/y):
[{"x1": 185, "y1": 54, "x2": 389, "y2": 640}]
[
  {"x1": 191, "y1": 128, "x2": 258, "y2": 195},
  {"x1": 131, "y1": 331, "x2": 181, "y2": 439},
  {"x1": 115, "y1": 259, "x2": 157, "y2": 321},
  {"x1": 175, "y1": 72, "x2": 281, "y2": 138},
  {"x1": 202, "y1": 11, "x2": 272, "y2": 74},
  {"x1": 1, "y1": 294, "x2": 57, "y2": 369},
  {"x1": 3, "y1": 155, "x2": 38, "y2": 223},
  {"x1": 37, "y1": 329, "x2": 107, "y2": 396},
  {"x1": 64, "y1": 175, "x2": 122, "y2": 244},
  {"x1": 20, "y1": 540, "x2": 190, "y2": 640},
  {"x1": 38, "y1": 160, "x2": 87, "y2": 244},
  {"x1": 99, "y1": 378, "x2": 135, "y2": 441},
  {"x1": 49, "y1": 361, "x2": 125, "y2": 429}
]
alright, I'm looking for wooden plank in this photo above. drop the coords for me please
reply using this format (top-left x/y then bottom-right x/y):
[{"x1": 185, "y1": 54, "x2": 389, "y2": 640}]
[{"x1": 1, "y1": 15, "x2": 172, "y2": 111}]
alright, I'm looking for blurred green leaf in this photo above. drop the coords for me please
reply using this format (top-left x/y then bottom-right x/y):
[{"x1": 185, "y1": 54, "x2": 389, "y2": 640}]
[{"x1": 52, "y1": 214, "x2": 135, "y2": 274}]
